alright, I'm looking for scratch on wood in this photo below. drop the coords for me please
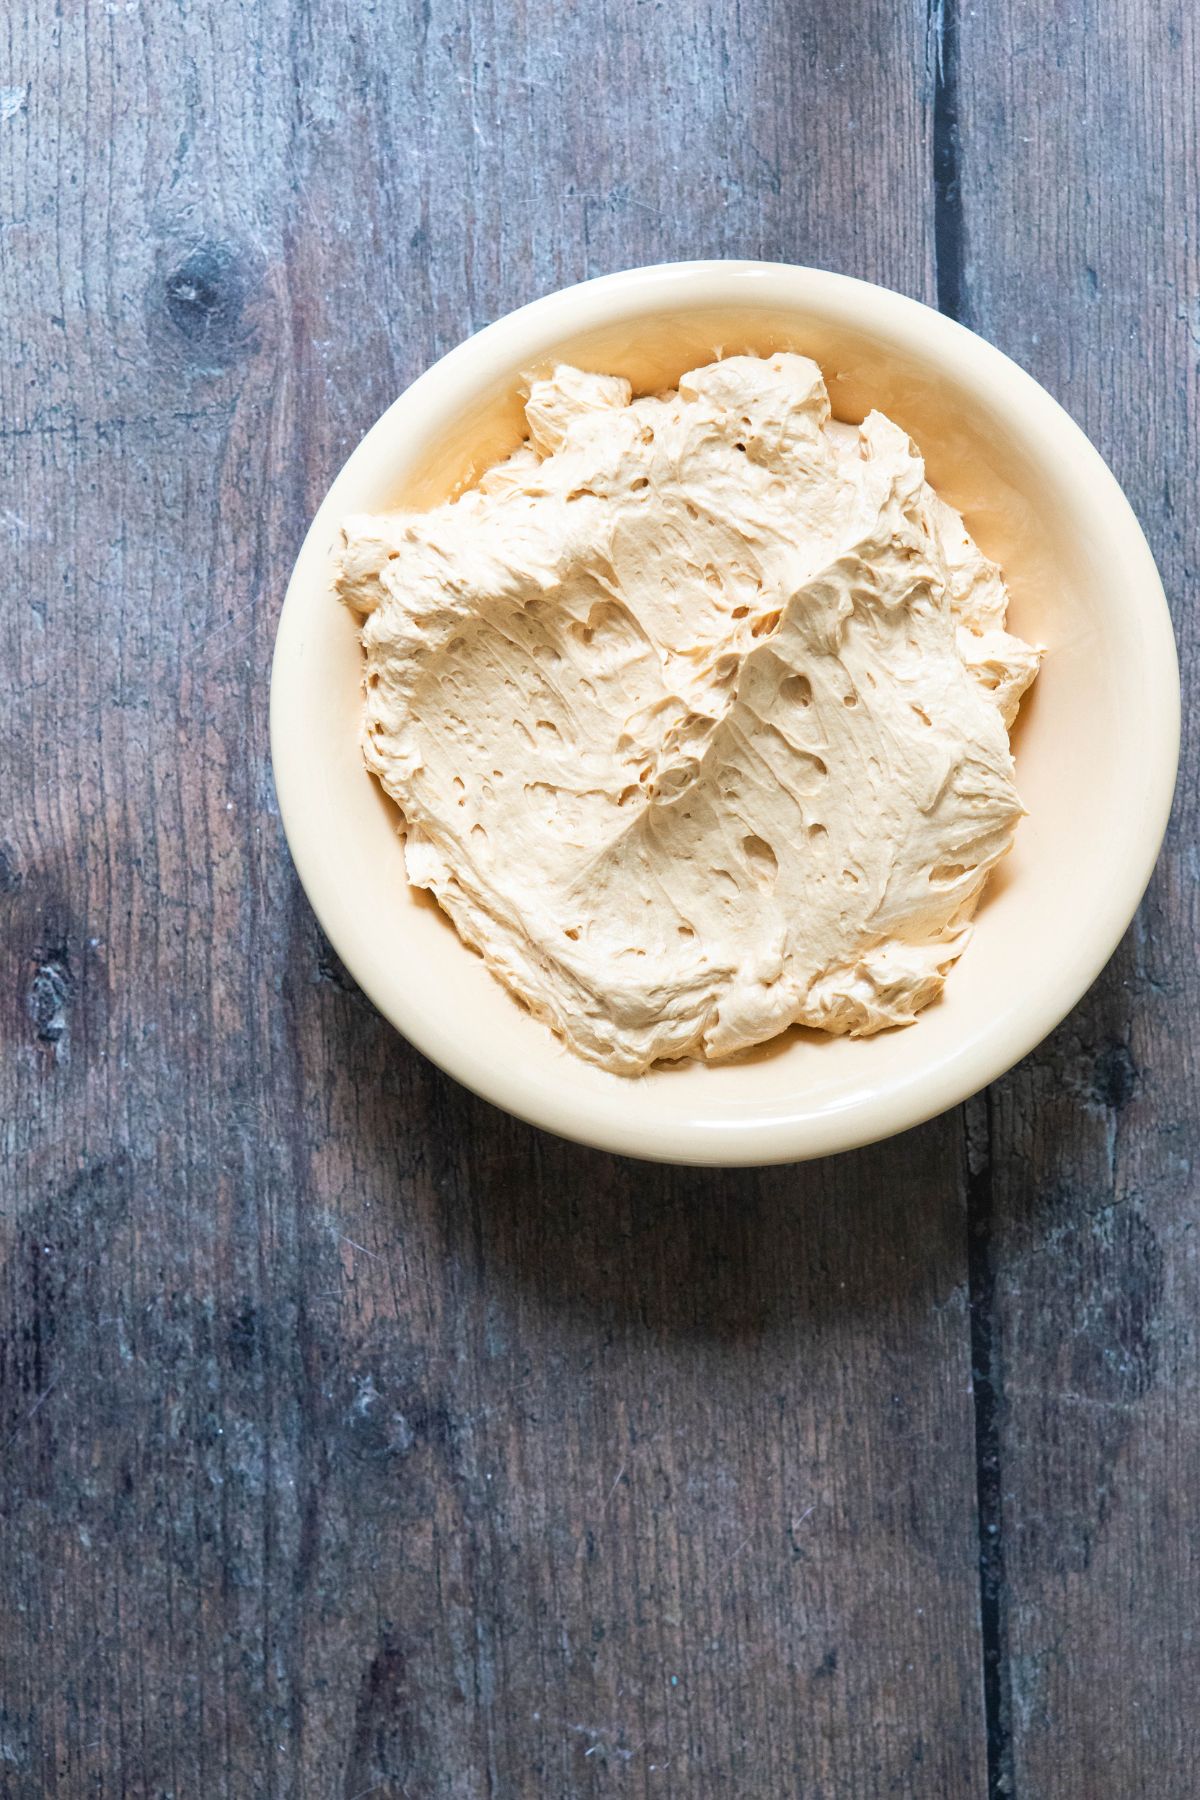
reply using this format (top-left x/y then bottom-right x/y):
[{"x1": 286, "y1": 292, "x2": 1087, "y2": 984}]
[{"x1": 2, "y1": 1372, "x2": 62, "y2": 1457}]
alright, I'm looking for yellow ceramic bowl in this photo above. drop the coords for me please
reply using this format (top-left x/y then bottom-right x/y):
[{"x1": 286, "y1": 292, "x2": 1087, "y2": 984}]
[{"x1": 270, "y1": 262, "x2": 1179, "y2": 1165}]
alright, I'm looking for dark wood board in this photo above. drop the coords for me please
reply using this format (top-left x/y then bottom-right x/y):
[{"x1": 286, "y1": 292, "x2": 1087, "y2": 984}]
[
  {"x1": 954, "y1": 1, "x2": 1200, "y2": 1794},
  {"x1": 0, "y1": 0, "x2": 1193, "y2": 1796}
]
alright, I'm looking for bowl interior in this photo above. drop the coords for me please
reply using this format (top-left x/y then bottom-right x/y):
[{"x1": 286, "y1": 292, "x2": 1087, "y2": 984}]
[{"x1": 272, "y1": 269, "x2": 1176, "y2": 1163}]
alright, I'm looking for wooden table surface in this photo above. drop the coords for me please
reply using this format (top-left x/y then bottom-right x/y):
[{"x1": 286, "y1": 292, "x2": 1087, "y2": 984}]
[{"x1": 2, "y1": 2, "x2": 1196, "y2": 1795}]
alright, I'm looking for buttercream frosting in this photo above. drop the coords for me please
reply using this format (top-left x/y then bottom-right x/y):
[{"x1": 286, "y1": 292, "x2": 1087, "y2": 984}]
[{"x1": 338, "y1": 354, "x2": 1040, "y2": 1074}]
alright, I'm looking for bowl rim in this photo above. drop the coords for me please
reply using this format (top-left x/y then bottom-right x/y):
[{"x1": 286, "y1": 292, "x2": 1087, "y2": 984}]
[{"x1": 270, "y1": 259, "x2": 1180, "y2": 1165}]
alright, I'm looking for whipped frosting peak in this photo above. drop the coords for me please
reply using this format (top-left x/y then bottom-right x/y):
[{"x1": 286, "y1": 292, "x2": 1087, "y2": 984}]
[{"x1": 339, "y1": 354, "x2": 1040, "y2": 1074}]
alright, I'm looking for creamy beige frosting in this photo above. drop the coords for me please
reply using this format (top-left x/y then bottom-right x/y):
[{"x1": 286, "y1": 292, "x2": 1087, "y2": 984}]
[{"x1": 338, "y1": 354, "x2": 1040, "y2": 1075}]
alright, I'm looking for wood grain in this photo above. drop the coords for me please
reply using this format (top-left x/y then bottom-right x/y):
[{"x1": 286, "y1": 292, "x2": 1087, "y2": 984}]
[
  {"x1": 0, "y1": 3, "x2": 997, "y2": 1797},
  {"x1": 955, "y1": 0, "x2": 1200, "y2": 1793}
]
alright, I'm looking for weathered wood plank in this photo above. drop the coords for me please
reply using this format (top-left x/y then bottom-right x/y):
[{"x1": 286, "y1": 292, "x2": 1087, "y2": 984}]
[
  {"x1": 956, "y1": 0, "x2": 1200, "y2": 1792},
  {"x1": 0, "y1": 2, "x2": 991, "y2": 1795}
]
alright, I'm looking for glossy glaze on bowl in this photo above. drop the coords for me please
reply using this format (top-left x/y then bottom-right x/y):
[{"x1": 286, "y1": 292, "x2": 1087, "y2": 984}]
[{"x1": 270, "y1": 263, "x2": 1179, "y2": 1165}]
